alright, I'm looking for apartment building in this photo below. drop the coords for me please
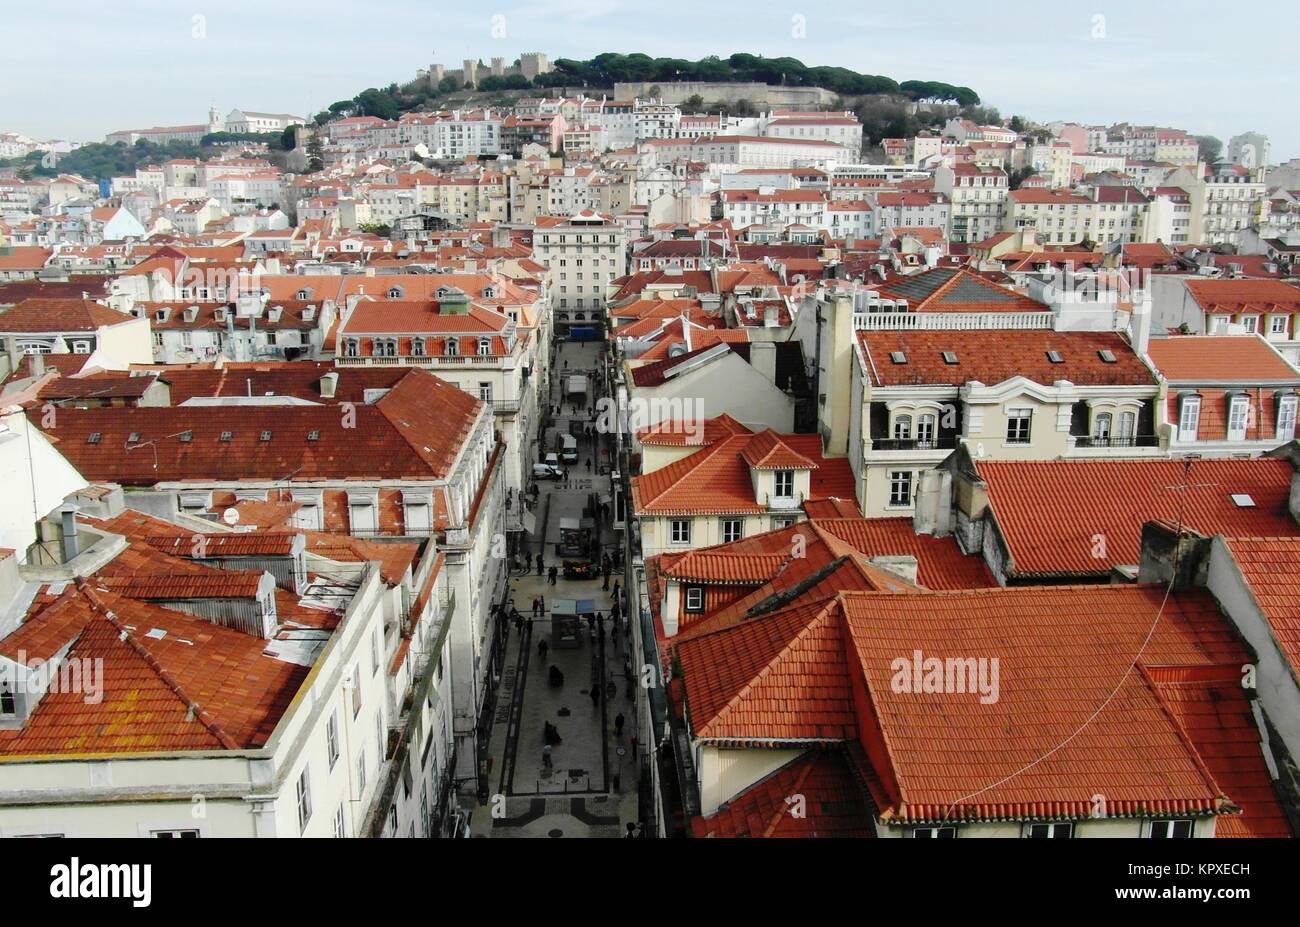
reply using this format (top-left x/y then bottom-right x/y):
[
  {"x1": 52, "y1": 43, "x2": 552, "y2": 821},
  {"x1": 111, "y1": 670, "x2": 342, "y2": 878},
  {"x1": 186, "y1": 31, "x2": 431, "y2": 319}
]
[
  {"x1": 531, "y1": 210, "x2": 627, "y2": 328},
  {"x1": 1003, "y1": 185, "x2": 1151, "y2": 246},
  {"x1": 933, "y1": 163, "x2": 1008, "y2": 244},
  {"x1": 1146, "y1": 335, "x2": 1300, "y2": 454}
]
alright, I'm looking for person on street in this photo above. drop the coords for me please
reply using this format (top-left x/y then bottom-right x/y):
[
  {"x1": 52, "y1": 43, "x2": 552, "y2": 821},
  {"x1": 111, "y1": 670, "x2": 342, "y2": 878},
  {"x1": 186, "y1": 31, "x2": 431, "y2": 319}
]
[
  {"x1": 590, "y1": 685, "x2": 599, "y2": 708},
  {"x1": 542, "y1": 743, "x2": 553, "y2": 773},
  {"x1": 536, "y1": 552, "x2": 544, "y2": 576},
  {"x1": 586, "y1": 458, "x2": 592, "y2": 473},
  {"x1": 612, "y1": 580, "x2": 621, "y2": 602},
  {"x1": 548, "y1": 565, "x2": 558, "y2": 586},
  {"x1": 538, "y1": 638, "x2": 548, "y2": 661},
  {"x1": 614, "y1": 712, "x2": 625, "y2": 739}
]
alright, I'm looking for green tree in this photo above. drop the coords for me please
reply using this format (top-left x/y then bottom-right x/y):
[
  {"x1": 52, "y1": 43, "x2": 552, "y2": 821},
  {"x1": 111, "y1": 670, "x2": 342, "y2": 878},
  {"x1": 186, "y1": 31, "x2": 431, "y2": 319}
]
[
  {"x1": 1196, "y1": 135, "x2": 1223, "y2": 164},
  {"x1": 306, "y1": 136, "x2": 324, "y2": 173}
]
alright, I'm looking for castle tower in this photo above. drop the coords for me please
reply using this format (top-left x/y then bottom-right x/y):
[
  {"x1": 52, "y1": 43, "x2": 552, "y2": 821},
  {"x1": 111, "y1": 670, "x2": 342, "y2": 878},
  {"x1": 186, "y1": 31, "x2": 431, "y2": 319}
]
[
  {"x1": 208, "y1": 105, "x2": 225, "y2": 133},
  {"x1": 491, "y1": 57, "x2": 506, "y2": 77},
  {"x1": 463, "y1": 59, "x2": 480, "y2": 87}
]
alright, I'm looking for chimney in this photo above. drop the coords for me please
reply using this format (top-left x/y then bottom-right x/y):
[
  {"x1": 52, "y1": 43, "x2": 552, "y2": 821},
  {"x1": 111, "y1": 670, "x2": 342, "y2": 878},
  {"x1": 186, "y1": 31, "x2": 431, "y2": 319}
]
[
  {"x1": 29, "y1": 354, "x2": 45, "y2": 377},
  {"x1": 319, "y1": 371, "x2": 339, "y2": 398},
  {"x1": 1136, "y1": 521, "x2": 1211, "y2": 591},
  {"x1": 750, "y1": 341, "x2": 777, "y2": 384},
  {"x1": 868, "y1": 555, "x2": 918, "y2": 585},
  {"x1": 59, "y1": 503, "x2": 80, "y2": 562},
  {"x1": 662, "y1": 581, "x2": 681, "y2": 637}
]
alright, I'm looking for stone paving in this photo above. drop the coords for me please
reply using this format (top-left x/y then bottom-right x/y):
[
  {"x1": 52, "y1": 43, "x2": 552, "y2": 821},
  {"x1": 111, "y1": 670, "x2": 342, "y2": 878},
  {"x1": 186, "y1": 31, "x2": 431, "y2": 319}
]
[{"x1": 470, "y1": 339, "x2": 640, "y2": 838}]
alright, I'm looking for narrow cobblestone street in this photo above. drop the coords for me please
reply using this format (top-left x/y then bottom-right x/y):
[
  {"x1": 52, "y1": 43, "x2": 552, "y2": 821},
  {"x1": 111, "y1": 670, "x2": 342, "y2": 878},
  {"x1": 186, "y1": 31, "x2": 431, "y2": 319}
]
[{"x1": 471, "y1": 339, "x2": 638, "y2": 837}]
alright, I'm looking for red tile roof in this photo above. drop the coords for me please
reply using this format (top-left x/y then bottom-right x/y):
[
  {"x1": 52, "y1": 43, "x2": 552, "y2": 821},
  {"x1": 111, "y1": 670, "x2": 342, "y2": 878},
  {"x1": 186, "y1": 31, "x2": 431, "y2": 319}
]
[
  {"x1": 976, "y1": 458, "x2": 1300, "y2": 577},
  {"x1": 631, "y1": 432, "x2": 854, "y2": 516},
  {"x1": 0, "y1": 298, "x2": 131, "y2": 332},
  {"x1": 32, "y1": 368, "x2": 481, "y2": 484},
  {"x1": 1226, "y1": 536, "x2": 1300, "y2": 681},
  {"x1": 840, "y1": 585, "x2": 1273, "y2": 827},
  {"x1": 1185, "y1": 279, "x2": 1300, "y2": 315},
  {"x1": 691, "y1": 750, "x2": 877, "y2": 837},
  {"x1": 1145, "y1": 335, "x2": 1300, "y2": 383},
  {"x1": 859, "y1": 329, "x2": 1156, "y2": 387}
]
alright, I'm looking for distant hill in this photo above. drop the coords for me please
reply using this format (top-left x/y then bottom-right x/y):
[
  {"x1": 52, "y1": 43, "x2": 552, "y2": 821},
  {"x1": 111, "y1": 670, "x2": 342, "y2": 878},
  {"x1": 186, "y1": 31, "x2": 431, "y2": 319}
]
[{"x1": 314, "y1": 52, "x2": 979, "y2": 125}]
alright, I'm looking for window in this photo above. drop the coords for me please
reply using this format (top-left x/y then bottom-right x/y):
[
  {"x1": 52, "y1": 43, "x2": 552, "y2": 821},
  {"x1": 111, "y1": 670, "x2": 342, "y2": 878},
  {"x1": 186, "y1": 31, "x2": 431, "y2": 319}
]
[
  {"x1": 1277, "y1": 395, "x2": 1297, "y2": 441},
  {"x1": 1026, "y1": 822, "x2": 1073, "y2": 838},
  {"x1": 477, "y1": 382, "x2": 493, "y2": 402},
  {"x1": 326, "y1": 712, "x2": 339, "y2": 769},
  {"x1": 296, "y1": 767, "x2": 312, "y2": 831},
  {"x1": 1006, "y1": 408, "x2": 1032, "y2": 444},
  {"x1": 684, "y1": 587, "x2": 704, "y2": 612},
  {"x1": 1178, "y1": 395, "x2": 1201, "y2": 441},
  {"x1": 1270, "y1": 315, "x2": 1289, "y2": 335},
  {"x1": 1117, "y1": 410, "x2": 1136, "y2": 444},
  {"x1": 412, "y1": 338, "x2": 425, "y2": 356},
  {"x1": 889, "y1": 471, "x2": 913, "y2": 507},
  {"x1": 151, "y1": 829, "x2": 199, "y2": 838},
  {"x1": 721, "y1": 519, "x2": 742, "y2": 543},
  {"x1": 1241, "y1": 315, "x2": 1259, "y2": 333},
  {"x1": 670, "y1": 520, "x2": 691, "y2": 545},
  {"x1": 913, "y1": 826, "x2": 956, "y2": 838},
  {"x1": 356, "y1": 750, "x2": 367, "y2": 794},
  {"x1": 916, "y1": 413, "x2": 937, "y2": 448},
  {"x1": 1227, "y1": 395, "x2": 1250, "y2": 441},
  {"x1": 333, "y1": 804, "x2": 347, "y2": 838},
  {"x1": 892, "y1": 414, "x2": 912, "y2": 441},
  {"x1": 1092, "y1": 412, "x2": 1112, "y2": 443},
  {"x1": 477, "y1": 338, "x2": 492, "y2": 356},
  {"x1": 344, "y1": 339, "x2": 359, "y2": 357},
  {"x1": 375, "y1": 711, "x2": 386, "y2": 762},
  {"x1": 773, "y1": 470, "x2": 795, "y2": 499},
  {"x1": 1148, "y1": 819, "x2": 1193, "y2": 838},
  {"x1": 445, "y1": 339, "x2": 458, "y2": 356},
  {"x1": 350, "y1": 661, "x2": 362, "y2": 717}
]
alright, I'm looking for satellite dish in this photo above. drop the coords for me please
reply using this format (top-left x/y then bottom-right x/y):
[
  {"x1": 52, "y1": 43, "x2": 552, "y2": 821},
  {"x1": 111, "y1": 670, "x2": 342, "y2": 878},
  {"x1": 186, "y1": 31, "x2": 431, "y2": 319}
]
[{"x1": 222, "y1": 508, "x2": 240, "y2": 526}]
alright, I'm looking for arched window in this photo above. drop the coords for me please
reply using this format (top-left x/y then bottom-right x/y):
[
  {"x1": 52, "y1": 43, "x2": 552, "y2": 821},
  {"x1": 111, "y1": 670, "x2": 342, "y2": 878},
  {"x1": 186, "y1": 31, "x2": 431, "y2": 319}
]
[
  {"x1": 1117, "y1": 411, "x2": 1136, "y2": 444},
  {"x1": 1092, "y1": 412, "x2": 1112, "y2": 443},
  {"x1": 477, "y1": 338, "x2": 492, "y2": 356},
  {"x1": 893, "y1": 414, "x2": 913, "y2": 441},
  {"x1": 412, "y1": 338, "x2": 425, "y2": 357},
  {"x1": 917, "y1": 413, "x2": 937, "y2": 448},
  {"x1": 446, "y1": 338, "x2": 459, "y2": 357},
  {"x1": 387, "y1": 286, "x2": 404, "y2": 299}
]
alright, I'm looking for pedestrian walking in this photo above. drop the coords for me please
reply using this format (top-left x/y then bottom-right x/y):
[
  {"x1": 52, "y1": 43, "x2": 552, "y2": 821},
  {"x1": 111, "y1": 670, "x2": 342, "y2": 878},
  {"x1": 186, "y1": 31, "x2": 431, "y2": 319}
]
[
  {"x1": 590, "y1": 685, "x2": 599, "y2": 708},
  {"x1": 548, "y1": 565, "x2": 558, "y2": 586},
  {"x1": 532, "y1": 596, "x2": 541, "y2": 618},
  {"x1": 586, "y1": 458, "x2": 592, "y2": 473},
  {"x1": 614, "y1": 712, "x2": 625, "y2": 739},
  {"x1": 602, "y1": 569, "x2": 610, "y2": 592},
  {"x1": 612, "y1": 580, "x2": 621, "y2": 602},
  {"x1": 542, "y1": 743, "x2": 553, "y2": 773},
  {"x1": 611, "y1": 621, "x2": 619, "y2": 645},
  {"x1": 536, "y1": 552, "x2": 544, "y2": 576},
  {"x1": 538, "y1": 638, "x2": 549, "y2": 661}
]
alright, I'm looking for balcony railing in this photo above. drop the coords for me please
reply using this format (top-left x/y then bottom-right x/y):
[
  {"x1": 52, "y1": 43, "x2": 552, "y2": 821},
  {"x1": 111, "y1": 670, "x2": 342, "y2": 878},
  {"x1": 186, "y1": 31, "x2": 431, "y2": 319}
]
[
  {"x1": 854, "y1": 311, "x2": 1056, "y2": 331},
  {"x1": 336, "y1": 354, "x2": 508, "y2": 367},
  {"x1": 869, "y1": 437, "x2": 958, "y2": 452},
  {"x1": 1072, "y1": 434, "x2": 1160, "y2": 449}
]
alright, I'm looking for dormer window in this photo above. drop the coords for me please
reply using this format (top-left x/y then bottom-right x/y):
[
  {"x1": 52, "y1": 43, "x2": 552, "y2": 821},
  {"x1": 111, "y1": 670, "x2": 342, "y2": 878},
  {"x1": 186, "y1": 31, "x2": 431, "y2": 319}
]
[
  {"x1": 446, "y1": 339, "x2": 459, "y2": 357},
  {"x1": 387, "y1": 286, "x2": 404, "y2": 299},
  {"x1": 1178, "y1": 394, "x2": 1201, "y2": 441},
  {"x1": 483, "y1": 286, "x2": 498, "y2": 298},
  {"x1": 156, "y1": 308, "x2": 171, "y2": 323},
  {"x1": 296, "y1": 289, "x2": 312, "y2": 300},
  {"x1": 1277, "y1": 394, "x2": 1298, "y2": 441},
  {"x1": 1227, "y1": 394, "x2": 1250, "y2": 441},
  {"x1": 412, "y1": 338, "x2": 425, "y2": 356},
  {"x1": 344, "y1": 339, "x2": 359, "y2": 357},
  {"x1": 477, "y1": 338, "x2": 492, "y2": 356},
  {"x1": 183, "y1": 306, "x2": 199, "y2": 323},
  {"x1": 773, "y1": 470, "x2": 795, "y2": 499},
  {"x1": 214, "y1": 307, "x2": 227, "y2": 322}
]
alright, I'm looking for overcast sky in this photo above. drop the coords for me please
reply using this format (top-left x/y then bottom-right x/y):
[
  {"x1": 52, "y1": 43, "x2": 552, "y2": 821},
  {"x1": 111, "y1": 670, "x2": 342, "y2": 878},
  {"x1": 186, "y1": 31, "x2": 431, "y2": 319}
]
[{"x1": 5, "y1": 0, "x2": 1294, "y2": 161}]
